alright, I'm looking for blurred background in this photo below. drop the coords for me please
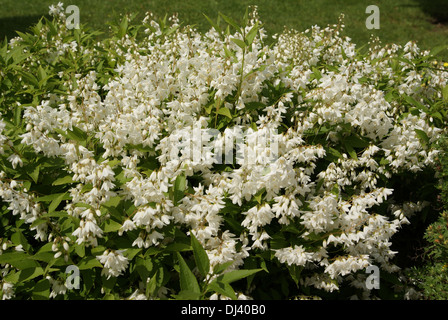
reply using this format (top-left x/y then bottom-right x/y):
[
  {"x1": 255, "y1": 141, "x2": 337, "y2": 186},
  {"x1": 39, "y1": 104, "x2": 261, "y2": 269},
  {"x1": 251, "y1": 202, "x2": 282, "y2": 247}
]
[{"x1": 0, "y1": 0, "x2": 447, "y2": 59}]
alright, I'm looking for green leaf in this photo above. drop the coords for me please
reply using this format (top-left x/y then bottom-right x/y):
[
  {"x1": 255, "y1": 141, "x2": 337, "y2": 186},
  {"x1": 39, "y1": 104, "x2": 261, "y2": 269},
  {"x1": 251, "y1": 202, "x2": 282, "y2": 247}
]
[
  {"x1": 103, "y1": 293, "x2": 115, "y2": 300},
  {"x1": 42, "y1": 211, "x2": 68, "y2": 218},
  {"x1": 154, "y1": 265, "x2": 167, "y2": 287},
  {"x1": 135, "y1": 256, "x2": 153, "y2": 281},
  {"x1": 91, "y1": 246, "x2": 107, "y2": 256},
  {"x1": 29, "y1": 251, "x2": 55, "y2": 263},
  {"x1": 174, "y1": 290, "x2": 202, "y2": 300},
  {"x1": 312, "y1": 67, "x2": 322, "y2": 80},
  {"x1": 243, "y1": 7, "x2": 249, "y2": 26},
  {"x1": 54, "y1": 126, "x2": 87, "y2": 143},
  {"x1": 429, "y1": 45, "x2": 447, "y2": 58},
  {"x1": 165, "y1": 25, "x2": 180, "y2": 36},
  {"x1": 146, "y1": 269, "x2": 159, "y2": 298},
  {"x1": 173, "y1": 173, "x2": 187, "y2": 205},
  {"x1": 219, "y1": 13, "x2": 241, "y2": 32},
  {"x1": 28, "y1": 165, "x2": 40, "y2": 184},
  {"x1": 3, "y1": 270, "x2": 20, "y2": 284},
  {"x1": 36, "y1": 242, "x2": 54, "y2": 253},
  {"x1": 47, "y1": 18, "x2": 58, "y2": 36},
  {"x1": 270, "y1": 233, "x2": 289, "y2": 250},
  {"x1": 14, "y1": 104, "x2": 22, "y2": 126},
  {"x1": 78, "y1": 256, "x2": 103, "y2": 270},
  {"x1": 0, "y1": 252, "x2": 40, "y2": 269},
  {"x1": 102, "y1": 276, "x2": 117, "y2": 294},
  {"x1": 102, "y1": 196, "x2": 122, "y2": 208},
  {"x1": 5, "y1": 267, "x2": 44, "y2": 284},
  {"x1": 203, "y1": 14, "x2": 223, "y2": 39},
  {"x1": 48, "y1": 192, "x2": 66, "y2": 213},
  {"x1": 404, "y1": 95, "x2": 429, "y2": 112},
  {"x1": 243, "y1": 257, "x2": 258, "y2": 289},
  {"x1": 253, "y1": 188, "x2": 265, "y2": 204},
  {"x1": 442, "y1": 85, "x2": 448, "y2": 102},
  {"x1": 244, "y1": 101, "x2": 265, "y2": 111},
  {"x1": 431, "y1": 111, "x2": 443, "y2": 122},
  {"x1": 207, "y1": 280, "x2": 237, "y2": 300},
  {"x1": 190, "y1": 232, "x2": 210, "y2": 278},
  {"x1": 52, "y1": 175, "x2": 74, "y2": 186},
  {"x1": 213, "y1": 261, "x2": 234, "y2": 275},
  {"x1": 415, "y1": 129, "x2": 430, "y2": 146},
  {"x1": 344, "y1": 143, "x2": 358, "y2": 160},
  {"x1": 245, "y1": 22, "x2": 259, "y2": 46},
  {"x1": 165, "y1": 243, "x2": 192, "y2": 252},
  {"x1": 217, "y1": 107, "x2": 232, "y2": 119},
  {"x1": 217, "y1": 268, "x2": 262, "y2": 284},
  {"x1": 204, "y1": 102, "x2": 214, "y2": 114},
  {"x1": 11, "y1": 230, "x2": 31, "y2": 251},
  {"x1": 32, "y1": 279, "x2": 50, "y2": 300},
  {"x1": 222, "y1": 215, "x2": 244, "y2": 234},
  {"x1": 37, "y1": 65, "x2": 47, "y2": 82},
  {"x1": 223, "y1": 46, "x2": 236, "y2": 61},
  {"x1": 102, "y1": 219, "x2": 122, "y2": 233},
  {"x1": 259, "y1": 259, "x2": 269, "y2": 274},
  {"x1": 345, "y1": 135, "x2": 369, "y2": 148},
  {"x1": 80, "y1": 184, "x2": 93, "y2": 194},
  {"x1": 36, "y1": 193, "x2": 68, "y2": 202},
  {"x1": 106, "y1": 159, "x2": 121, "y2": 168},
  {"x1": 123, "y1": 248, "x2": 141, "y2": 260},
  {"x1": 288, "y1": 265, "x2": 303, "y2": 286},
  {"x1": 74, "y1": 244, "x2": 85, "y2": 258},
  {"x1": 118, "y1": 16, "x2": 128, "y2": 38},
  {"x1": 32, "y1": 217, "x2": 48, "y2": 230},
  {"x1": 177, "y1": 252, "x2": 200, "y2": 294},
  {"x1": 70, "y1": 126, "x2": 88, "y2": 141},
  {"x1": 231, "y1": 38, "x2": 246, "y2": 50},
  {"x1": 16, "y1": 69, "x2": 39, "y2": 87}
]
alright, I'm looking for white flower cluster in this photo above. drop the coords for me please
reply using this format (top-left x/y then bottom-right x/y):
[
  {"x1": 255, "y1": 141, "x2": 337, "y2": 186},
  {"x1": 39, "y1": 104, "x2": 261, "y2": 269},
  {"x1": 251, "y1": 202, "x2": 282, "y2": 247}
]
[
  {"x1": 0, "y1": 173, "x2": 47, "y2": 241},
  {"x1": 1, "y1": 6, "x2": 447, "y2": 299},
  {"x1": 0, "y1": 281, "x2": 15, "y2": 300},
  {"x1": 48, "y1": 2, "x2": 65, "y2": 19},
  {"x1": 0, "y1": 115, "x2": 9, "y2": 155},
  {"x1": 96, "y1": 249, "x2": 129, "y2": 279}
]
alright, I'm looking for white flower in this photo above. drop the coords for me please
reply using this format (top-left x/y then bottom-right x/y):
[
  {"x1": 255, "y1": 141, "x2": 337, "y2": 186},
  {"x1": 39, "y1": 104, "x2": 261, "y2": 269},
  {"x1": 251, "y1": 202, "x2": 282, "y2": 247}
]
[
  {"x1": 275, "y1": 245, "x2": 313, "y2": 266},
  {"x1": 1, "y1": 282, "x2": 15, "y2": 300},
  {"x1": 127, "y1": 289, "x2": 147, "y2": 300},
  {"x1": 48, "y1": 2, "x2": 64, "y2": 17},
  {"x1": 324, "y1": 255, "x2": 370, "y2": 279},
  {"x1": 47, "y1": 277, "x2": 67, "y2": 299},
  {"x1": 118, "y1": 219, "x2": 136, "y2": 236},
  {"x1": 7, "y1": 154, "x2": 23, "y2": 169},
  {"x1": 72, "y1": 218, "x2": 103, "y2": 246},
  {"x1": 3, "y1": 9, "x2": 446, "y2": 297},
  {"x1": 97, "y1": 249, "x2": 129, "y2": 279}
]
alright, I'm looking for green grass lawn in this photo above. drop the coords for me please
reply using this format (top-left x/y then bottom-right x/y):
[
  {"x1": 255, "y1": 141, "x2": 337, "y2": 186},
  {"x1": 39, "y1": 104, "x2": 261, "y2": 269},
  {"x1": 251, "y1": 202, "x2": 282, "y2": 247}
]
[{"x1": 1, "y1": 0, "x2": 447, "y2": 59}]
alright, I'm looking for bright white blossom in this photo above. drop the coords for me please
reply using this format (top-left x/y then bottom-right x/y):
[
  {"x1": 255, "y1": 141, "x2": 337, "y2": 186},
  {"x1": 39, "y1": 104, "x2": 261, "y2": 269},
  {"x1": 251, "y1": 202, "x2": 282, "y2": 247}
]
[
  {"x1": 0, "y1": 4, "x2": 446, "y2": 300},
  {"x1": 1, "y1": 282, "x2": 15, "y2": 300},
  {"x1": 97, "y1": 249, "x2": 129, "y2": 279}
]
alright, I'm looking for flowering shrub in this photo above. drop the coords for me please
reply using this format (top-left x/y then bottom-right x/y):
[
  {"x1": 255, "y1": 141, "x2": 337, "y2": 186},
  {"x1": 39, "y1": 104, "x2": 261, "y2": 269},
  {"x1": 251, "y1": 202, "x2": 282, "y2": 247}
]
[
  {"x1": 408, "y1": 136, "x2": 448, "y2": 300},
  {"x1": 1, "y1": 5, "x2": 448, "y2": 300},
  {"x1": 409, "y1": 211, "x2": 448, "y2": 300}
]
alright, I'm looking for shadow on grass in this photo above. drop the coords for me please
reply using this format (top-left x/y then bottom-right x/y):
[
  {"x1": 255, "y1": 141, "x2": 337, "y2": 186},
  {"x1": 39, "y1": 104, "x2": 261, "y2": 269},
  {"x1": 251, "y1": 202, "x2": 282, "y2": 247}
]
[
  {"x1": 415, "y1": 0, "x2": 448, "y2": 24},
  {"x1": 0, "y1": 15, "x2": 50, "y2": 41}
]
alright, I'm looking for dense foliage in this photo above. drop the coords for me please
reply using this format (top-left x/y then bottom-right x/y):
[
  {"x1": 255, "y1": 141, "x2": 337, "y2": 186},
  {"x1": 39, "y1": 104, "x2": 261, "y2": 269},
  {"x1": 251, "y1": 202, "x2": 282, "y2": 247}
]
[
  {"x1": 408, "y1": 136, "x2": 448, "y2": 300},
  {"x1": 1, "y1": 4, "x2": 447, "y2": 299}
]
